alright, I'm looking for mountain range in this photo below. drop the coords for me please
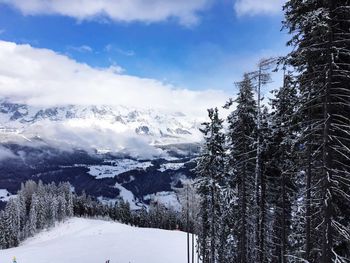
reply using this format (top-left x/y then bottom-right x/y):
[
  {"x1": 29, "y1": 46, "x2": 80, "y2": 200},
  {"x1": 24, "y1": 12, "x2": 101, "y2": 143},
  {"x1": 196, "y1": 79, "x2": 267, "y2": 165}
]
[{"x1": 0, "y1": 100, "x2": 202, "y2": 209}]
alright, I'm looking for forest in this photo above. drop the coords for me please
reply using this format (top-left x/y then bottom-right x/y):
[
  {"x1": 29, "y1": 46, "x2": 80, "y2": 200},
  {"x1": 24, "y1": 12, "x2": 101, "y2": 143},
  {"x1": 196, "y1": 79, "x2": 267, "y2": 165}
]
[
  {"x1": 0, "y1": 180, "x2": 188, "y2": 249},
  {"x1": 195, "y1": 1, "x2": 350, "y2": 262}
]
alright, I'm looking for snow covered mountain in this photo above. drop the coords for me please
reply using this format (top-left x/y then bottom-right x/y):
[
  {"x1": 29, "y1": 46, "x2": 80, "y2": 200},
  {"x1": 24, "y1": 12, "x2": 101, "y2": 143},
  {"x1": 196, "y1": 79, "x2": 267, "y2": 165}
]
[
  {"x1": 0, "y1": 217, "x2": 199, "y2": 263},
  {"x1": 0, "y1": 100, "x2": 202, "y2": 154},
  {"x1": 0, "y1": 100, "x2": 201, "y2": 210}
]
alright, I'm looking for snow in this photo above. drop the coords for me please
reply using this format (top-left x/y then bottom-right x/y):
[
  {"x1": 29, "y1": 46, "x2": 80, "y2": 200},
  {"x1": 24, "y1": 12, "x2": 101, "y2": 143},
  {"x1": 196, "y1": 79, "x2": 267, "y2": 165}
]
[
  {"x1": 158, "y1": 162, "x2": 185, "y2": 172},
  {"x1": 115, "y1": 183, "x2": 141, "y2": 210},
  {"x1": 144, "y1": 191, "x2": 181, "y2": 211},
  {"x1": 88, "y1": 159, "x2": 153, "y2": 179},
  {"x1": 97, "y1": 182, "x2": 143, "y2": 210},
  {"x1": 0, "y1": 102, "x2": 203, "y2": 155},
  {"x1": 0, "y1": 189, "x2": 13, "y2": 201},
  {"x1": 0, "y1": 217, "x2": 199, "y2": 263},
  {"x1": 96, "y1": 196, "x2": 119, "y2": 206}
]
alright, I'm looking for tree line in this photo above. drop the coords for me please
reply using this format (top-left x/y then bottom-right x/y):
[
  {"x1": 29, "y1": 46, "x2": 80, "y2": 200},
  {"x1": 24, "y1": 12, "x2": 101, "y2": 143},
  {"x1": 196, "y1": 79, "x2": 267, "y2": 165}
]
[
  {"x1": 0, "y1": 181, "x2": 74, "y2": 249},
  {"x1": 0, "y1": 180, "x2": 190, "y2": 249},
  {"x1": 195, "y1": 1, "x2": 349, "y2": 262}
]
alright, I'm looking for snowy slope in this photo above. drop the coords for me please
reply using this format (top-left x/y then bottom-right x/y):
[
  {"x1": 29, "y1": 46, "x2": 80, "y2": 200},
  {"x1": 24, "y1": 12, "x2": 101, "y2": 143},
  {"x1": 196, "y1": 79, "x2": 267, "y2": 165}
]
[{"x1": 0, "y1": 217, "x2": 199, "y2": 263}]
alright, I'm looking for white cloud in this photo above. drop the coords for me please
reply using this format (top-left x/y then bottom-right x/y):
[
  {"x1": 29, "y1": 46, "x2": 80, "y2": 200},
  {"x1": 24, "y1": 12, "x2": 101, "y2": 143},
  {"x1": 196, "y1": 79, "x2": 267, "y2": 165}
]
[
  {"x1": 0, "y1": 146, "x2": 16, "y2": 160},
  {"x1": 105, "y1": 44, "x2": 135, "y2": 57},
  {"x1": 25, "y1": 121, "x2": 163, "y2": 159},
  {"x1": 105, "y1": 64, "x2": 125, "y2": 74},
  {"x1": 67, "y1": 45, "x2": 93, "y2": 53},
  {"x1": 0, "y1": 40, "x2": 228, "y2": 118},
  {"x1": 0, "y1": 0, "x2": 211, "y2": 26},
  {"x1": 234, "y1": 0, "x2": 285, "y2": 16}
]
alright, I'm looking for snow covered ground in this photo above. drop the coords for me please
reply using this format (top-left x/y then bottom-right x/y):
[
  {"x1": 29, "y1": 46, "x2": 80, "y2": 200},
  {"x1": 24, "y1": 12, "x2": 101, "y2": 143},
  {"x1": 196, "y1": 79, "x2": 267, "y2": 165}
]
[
  {"x1": 0, "y1": 218, "x2": 199, "y2": 263},
  {"x1": 0, "y1": 189, "x2": 14, "y2": 201},
  {"x1": 88, "y1": 159, "x2": 153, "y2": 179},
  {"x1": 114, "y1": 183, "x2": 140, "y2": 210},
  {"x1": 158, "y1": 162, "x2": 185, "y2": 172},
  {"x1": 144, "y1": 191, "x2": 181, "y2": 211}
]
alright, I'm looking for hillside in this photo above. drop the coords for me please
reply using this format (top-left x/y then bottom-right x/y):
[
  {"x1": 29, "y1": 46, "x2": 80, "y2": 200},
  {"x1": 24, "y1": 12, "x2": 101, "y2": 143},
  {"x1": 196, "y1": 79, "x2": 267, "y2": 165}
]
[{"x1": 0, "y1": 217, "x2": 198, "y2": 263}]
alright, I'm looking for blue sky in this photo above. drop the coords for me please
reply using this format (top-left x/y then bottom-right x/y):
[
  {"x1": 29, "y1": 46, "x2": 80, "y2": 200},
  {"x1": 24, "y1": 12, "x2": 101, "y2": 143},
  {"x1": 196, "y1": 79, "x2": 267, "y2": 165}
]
[
  {"x1": 0, "y1": 0, "x2": 287, "y2": 91},
  {"x1": 0, "y1": 0, "x2": 288, "y2": 116}
]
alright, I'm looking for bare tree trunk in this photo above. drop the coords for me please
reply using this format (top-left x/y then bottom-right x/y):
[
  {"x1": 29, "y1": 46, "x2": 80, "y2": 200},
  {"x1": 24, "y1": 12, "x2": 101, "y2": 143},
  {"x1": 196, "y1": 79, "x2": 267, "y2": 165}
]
[
  {"x1": 305, "y1": 86, "x2": 312, "y2": 262},
  {"x1": 210, "y1": 185, "x2": 215, "y2": 263},
  {"x1": 306, "y1": 146, "x2": 312, "y2": 261},
  {"x1": 192, "y1": 233, "x2": 195, "y2": 263},
  {"x1": 254, "y1": 58, "x2": 275, "y2": 263},
  {"x1": 187, "y1": 186, "x2": 190, "y2": 263},
  {"x1": 255, "y1": 67, "x2": 262, "y2": 263},
  {"x1": 322, "y1": 2, "x2": 334, "y2": 262},
  {"x1": 240, "y1": 163, "x2": 247, "y2": 263},
  {"x1": 259, "y1": 164, "x2": 266, "y2": 263},
  {"x1": 281, "y1": 172, "x2": 286, "y2": 263}
]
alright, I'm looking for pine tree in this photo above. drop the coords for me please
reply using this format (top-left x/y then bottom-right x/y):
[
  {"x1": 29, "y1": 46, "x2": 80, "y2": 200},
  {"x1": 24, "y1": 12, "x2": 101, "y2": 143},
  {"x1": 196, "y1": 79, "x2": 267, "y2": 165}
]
[
  {"x1": 57, "y1": 195, "x2": 67, "y2": 222},
  {"x1": 196, "y1": 107, "x2": 226, "y2": 263},
  {"x1": 249, "y1": 58, "x2": 277, "y2": 263},
  {"x1": 3, "y1": 198, "x2": 21, "y2": 248},
  {"x1": 29, "y1": 195, "x2": 38, "y2": 236},
  {"x1": 0, "y1": 211, "x2": 7, "y2": 249},
  {"x1": 266, "y1": 73, "x2": 299, "y2": 262},
  {"x1": 283, "y1": 1, "x2": 350, "y2": 262},
  {"x1": 0, "y1": 180, "x2": 80, "y2": 249},
  {"x1": 176, "y1": 179, "x2": 200, "y2": 263},
  {"x1": 225, "y1": 74, "x2": 258, "y2": 263}
]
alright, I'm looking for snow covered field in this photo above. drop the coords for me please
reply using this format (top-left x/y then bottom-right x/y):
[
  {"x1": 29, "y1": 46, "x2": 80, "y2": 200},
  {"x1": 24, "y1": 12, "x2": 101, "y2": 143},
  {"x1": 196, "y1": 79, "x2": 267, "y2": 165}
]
[
  {"x1": 158, "y1": 162, "x2": 185, "y2": 172},
  {"x1": 0, "y1": 218, "x2": 198, "y2": 263},
  {"x1": 88, "y1": 159, "x2": 153, "y2": 179}
]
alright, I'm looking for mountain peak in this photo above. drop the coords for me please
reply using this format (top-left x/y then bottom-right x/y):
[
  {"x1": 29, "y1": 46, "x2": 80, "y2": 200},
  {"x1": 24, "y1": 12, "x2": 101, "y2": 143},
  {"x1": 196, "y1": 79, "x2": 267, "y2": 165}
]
[{"x1": 0, "y1": 100, "x2": 202, "y2": 156}]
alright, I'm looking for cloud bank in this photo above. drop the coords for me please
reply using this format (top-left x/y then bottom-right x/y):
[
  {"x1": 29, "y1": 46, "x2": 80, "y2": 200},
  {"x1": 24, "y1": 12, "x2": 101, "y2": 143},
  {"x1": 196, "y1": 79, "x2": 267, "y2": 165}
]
[
  {"x1": 0, "y1": 40, "x2": 228, "y2": 118},
  {"x1": 234, "y1": 0, "x2": 284, "y2": 16},
  {"x1": 25, "y1": 121, "x2": 163, "y2": 159},
  {"x1": 0, "y1": 146, "x2": 16, "y2": 161},
  {"x1": 0, "y1": 0, "x2": 211, "y2": 26}
]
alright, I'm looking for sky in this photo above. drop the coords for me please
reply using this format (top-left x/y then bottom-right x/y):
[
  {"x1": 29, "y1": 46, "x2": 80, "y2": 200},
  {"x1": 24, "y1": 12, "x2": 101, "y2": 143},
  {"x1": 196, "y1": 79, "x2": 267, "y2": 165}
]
[{"x1": 0, "y1": 0, "x2": 288, "y2": 117}]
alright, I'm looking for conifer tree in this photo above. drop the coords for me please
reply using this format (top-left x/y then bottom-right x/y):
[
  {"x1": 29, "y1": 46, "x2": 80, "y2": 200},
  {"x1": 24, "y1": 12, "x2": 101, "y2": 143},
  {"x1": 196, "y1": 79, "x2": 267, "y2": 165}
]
[
  {"x1": 225, "y1": 74, "x2": 257, "y2": 263},
  {"x1": 283, "y1": 1, "x2": 350, "y2": 262},
  {"x1": 267, "y1": 73, "x2": 299, "y2": 262},
  {"x1": 196, "y1": 107, "x2": 226, "y2": 263}
]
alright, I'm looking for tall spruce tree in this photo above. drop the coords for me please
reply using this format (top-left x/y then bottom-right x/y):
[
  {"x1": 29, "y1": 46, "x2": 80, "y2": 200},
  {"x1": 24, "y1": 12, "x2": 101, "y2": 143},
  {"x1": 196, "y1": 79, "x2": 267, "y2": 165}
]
[
  {"x1": 267, "y1": 73, "x2": 299, "y2": 263},
  {"x1": 225, "y1": 73, "x2": 258, "y2": 263},
  {"x1": 249, "y1": 57, "x2": 277, "y2": 263},
  {"x1": 283, "y1": 1, "x2": 350, "y2": 262},
  {"x1": 196, "y1": 107, "x2": 226, "y2": 263}
]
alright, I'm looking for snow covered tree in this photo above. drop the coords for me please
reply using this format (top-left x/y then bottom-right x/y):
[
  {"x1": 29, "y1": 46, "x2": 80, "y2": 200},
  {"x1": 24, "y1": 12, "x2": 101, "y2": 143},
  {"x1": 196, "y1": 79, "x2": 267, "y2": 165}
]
[
  {"x1": 28, "y1": 195, "x2": 38, "y2": 236},
  {"x1": 283, "y1": 0, "x2": 350, "y2": 262},
  {"x1": 266, "y1": 72, "x2": 300, "y2": 262},
  {"x1": 2, "y1": 198, "x2": 21, "y2": 248},
  {"x1": 196, "y1": 107, "x2": 226, "y2": 263},
  {"x1": 0, "y1": 180, "x2": 77, "y2": 249},
  {"x1": 249, "y1": 57, "x2": 277, "y2": 263},
  {"x1": 225, "y1": 74, "x2": 258, "y2": 263},
  {"x1": 176, "y1": 179, "x2": 201, "y2": 263},
  {"x1": 0, "y1": 211, "x2": 7, "y2": 249}
]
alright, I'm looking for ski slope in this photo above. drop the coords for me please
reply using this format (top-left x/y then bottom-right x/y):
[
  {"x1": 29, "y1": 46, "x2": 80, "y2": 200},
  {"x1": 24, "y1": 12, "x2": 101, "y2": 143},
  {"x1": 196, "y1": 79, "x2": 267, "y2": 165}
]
[{"x1": 0, "y1": 218, "x2": 198, "y2": 263}]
